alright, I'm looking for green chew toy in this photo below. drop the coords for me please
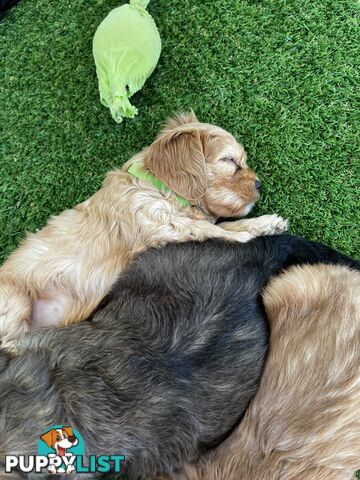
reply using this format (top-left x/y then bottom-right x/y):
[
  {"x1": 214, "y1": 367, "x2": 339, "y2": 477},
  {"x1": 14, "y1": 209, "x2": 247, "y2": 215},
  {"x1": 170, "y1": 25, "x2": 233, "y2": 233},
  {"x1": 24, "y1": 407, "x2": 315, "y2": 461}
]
[{"x1": 93, "y1": 0, "x2": 161, "y2": 123}]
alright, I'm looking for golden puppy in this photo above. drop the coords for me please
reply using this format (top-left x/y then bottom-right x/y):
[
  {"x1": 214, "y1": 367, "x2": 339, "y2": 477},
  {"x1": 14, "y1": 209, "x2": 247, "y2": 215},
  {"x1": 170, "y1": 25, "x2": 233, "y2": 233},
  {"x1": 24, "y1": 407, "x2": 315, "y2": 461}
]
[
  {"x1": 182, "y1": 264, "x2": 360, "y2": 480},
  {"x1": 0, "y1": 112, "x2": 288, "y2": 349}
]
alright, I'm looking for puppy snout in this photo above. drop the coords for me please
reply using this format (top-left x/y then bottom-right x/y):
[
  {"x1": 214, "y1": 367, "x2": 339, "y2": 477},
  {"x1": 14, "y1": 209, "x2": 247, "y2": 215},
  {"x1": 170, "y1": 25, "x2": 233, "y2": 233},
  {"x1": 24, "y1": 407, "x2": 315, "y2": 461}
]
[
  {"x1": 255, "y1": 180, "x2": 261, "y2": 191},
  {"x1": 68, "y1": 435, "x2": 76, "y2": 443}
]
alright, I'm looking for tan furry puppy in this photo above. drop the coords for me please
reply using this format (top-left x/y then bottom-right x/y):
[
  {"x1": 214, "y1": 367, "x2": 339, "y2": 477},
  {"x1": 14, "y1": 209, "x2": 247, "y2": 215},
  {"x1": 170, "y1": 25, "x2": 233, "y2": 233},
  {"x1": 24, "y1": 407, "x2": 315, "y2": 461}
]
[
  {"x1": 0, "y1": 112, "x2": 288, "y2": 349},
  {"x1": 182, "y1": 264, "x2": 360, "y2": 480}
]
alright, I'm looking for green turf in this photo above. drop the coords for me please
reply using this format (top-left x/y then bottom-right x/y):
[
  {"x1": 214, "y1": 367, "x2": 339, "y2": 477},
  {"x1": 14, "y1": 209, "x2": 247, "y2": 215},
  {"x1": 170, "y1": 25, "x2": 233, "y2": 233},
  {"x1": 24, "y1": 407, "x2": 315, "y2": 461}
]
[{"x1": 0, "y1": 0, "x2": 359, "y2": 263}]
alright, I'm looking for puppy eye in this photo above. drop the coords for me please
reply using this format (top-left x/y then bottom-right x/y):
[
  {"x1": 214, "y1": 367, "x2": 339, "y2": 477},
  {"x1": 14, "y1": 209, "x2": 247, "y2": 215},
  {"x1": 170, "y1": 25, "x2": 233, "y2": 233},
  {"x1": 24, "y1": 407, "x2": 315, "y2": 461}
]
[
  {"x1": 56, "y1": 435, "x2": 61, "y2": 441},
  {"x1": 228, "y1": 158, "x2": 241, "y2": 169}
]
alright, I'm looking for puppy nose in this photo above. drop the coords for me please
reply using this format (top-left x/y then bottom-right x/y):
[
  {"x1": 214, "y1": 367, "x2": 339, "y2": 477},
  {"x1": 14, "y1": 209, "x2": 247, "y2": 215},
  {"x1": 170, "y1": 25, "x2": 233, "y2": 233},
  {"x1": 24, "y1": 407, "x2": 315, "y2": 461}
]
[
  {"x1": 255, "y1": 180, "x2": 261, "y2": 191},
  {"x1": 68, "y1": 435, "x2": 76, "y2": 443}
]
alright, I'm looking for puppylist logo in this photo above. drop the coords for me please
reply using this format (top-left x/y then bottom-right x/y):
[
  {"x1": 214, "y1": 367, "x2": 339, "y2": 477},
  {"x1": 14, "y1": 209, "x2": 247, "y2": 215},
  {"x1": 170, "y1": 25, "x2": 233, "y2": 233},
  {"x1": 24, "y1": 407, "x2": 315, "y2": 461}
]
[{"x1": 5, "y1": 425, "x2": 125, "y2": 475}]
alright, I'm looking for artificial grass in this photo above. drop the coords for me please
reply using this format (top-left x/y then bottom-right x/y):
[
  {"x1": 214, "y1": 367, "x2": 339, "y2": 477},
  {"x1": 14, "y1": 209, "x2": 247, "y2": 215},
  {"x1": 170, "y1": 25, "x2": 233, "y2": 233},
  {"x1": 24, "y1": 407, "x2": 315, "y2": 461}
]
[{"x1": 0, "y1": 0, "x2": 359, "y2": 263}]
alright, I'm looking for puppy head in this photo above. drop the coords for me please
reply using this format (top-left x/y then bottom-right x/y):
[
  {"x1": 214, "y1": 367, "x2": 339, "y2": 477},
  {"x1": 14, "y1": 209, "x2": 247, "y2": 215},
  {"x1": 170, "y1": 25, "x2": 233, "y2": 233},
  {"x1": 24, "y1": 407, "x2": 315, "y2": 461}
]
[
  {"x1": 40, "y1": 426, "x2": 77, "y2": 450},
  {"x1": 143, "y1": 112, "x2": 260, "y2": 218}
]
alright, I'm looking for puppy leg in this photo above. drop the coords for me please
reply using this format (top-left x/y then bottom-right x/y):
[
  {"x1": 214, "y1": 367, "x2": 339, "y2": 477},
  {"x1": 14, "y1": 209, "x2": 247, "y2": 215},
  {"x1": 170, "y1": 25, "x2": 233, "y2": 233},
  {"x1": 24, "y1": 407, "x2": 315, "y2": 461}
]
[
  {"x1": 0, "y1": 277, "x2": 31, "y2": 351},
  {"x1": 173, "y1": 220, "x2": 255, "y2": 243},
  {"x1": 218, "y1": 214, "x2": 289, "y2": 236},
  {"x1": 0, "y1": 203, "x2": 116, "y2": 347},
  {"x1": 169, "y1": 216, "x2": 288, "y2": 245}
]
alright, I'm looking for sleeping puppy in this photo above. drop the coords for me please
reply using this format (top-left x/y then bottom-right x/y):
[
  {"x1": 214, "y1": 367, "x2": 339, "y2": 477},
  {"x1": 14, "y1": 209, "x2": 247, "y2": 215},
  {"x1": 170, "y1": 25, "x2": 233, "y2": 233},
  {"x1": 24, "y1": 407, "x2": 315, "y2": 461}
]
[
  {"x1": 0, "y1": 111, "x2": 288, "y2": 350},
  {"x1": 0, "y1": 235, "x2": 358, "y2": 479},
  {"x1": 182, "y1": 263, "x2": 360, "y2": 480}
]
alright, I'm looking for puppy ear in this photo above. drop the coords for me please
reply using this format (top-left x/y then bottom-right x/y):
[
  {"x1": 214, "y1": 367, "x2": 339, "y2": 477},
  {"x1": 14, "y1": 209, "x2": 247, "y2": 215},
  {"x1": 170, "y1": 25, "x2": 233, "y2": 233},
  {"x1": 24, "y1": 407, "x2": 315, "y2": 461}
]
[
  {"x1": 145, "y1": 115, "x2": 207, "y2": 202},
  {"x1": 40, "y1": 429, "x2": 55, "y2": 447},
  {"x1": 164, "y1": 111, "x2": 198, "y2": 129},
  {"x1": 63, "y1": 426, "x2": 74, "y2": 437}
]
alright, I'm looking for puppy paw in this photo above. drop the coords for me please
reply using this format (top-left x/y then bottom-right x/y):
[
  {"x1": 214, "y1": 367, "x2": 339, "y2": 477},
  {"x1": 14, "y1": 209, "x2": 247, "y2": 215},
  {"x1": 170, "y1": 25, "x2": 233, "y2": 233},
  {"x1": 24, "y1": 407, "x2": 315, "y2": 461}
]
[
  {"x1": 0, "y1": 289, "x2": 31, "y2": 352},
  {"x1": 0, "y1": 327, "x2": 29, "y2": 353},
  {"x1": 219, "y1": 215, "x2": 289, "y2": 237},
  {"x1": 47, "y1": 465, "x2": 56, "y2": 475},
  {"x1": 66, "y1": 465, "x2": 76, "y2": 474},
  {"x1": 260, "y1": 214, "x2": 289, "y2": 235},
  {"x1": 0, "y1": 311, "x2": 29, "y2": 352}
]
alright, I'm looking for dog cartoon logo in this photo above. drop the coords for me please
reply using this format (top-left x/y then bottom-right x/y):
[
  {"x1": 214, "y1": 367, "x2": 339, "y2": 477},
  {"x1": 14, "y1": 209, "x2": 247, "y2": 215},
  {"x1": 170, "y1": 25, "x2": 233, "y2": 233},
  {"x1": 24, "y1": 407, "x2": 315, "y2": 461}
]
[
  {"x1": 39, "y1": 425, "x2": 82, "y2": 474},
  {"x1": 5, "y1": 424, "x2": 125, "y2": 475}
]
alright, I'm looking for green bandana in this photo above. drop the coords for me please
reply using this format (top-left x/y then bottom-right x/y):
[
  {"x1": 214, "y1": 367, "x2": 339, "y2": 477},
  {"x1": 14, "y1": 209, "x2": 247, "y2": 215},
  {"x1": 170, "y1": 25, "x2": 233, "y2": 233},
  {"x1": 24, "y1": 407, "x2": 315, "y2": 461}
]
[{"x1": 127, "y1": 162, "x2": 191, "y2": 207}]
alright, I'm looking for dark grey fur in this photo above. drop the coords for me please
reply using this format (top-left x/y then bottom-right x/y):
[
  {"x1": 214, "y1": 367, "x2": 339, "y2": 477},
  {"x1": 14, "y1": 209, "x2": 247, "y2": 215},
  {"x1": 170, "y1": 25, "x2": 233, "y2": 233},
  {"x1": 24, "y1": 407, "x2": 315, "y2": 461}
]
[
  {"x1": 0, "y1": 235, "x2": 359, "y2": 479},
  {"x1": 0, "y1": 0, "x2": 21, "y2": 17}
]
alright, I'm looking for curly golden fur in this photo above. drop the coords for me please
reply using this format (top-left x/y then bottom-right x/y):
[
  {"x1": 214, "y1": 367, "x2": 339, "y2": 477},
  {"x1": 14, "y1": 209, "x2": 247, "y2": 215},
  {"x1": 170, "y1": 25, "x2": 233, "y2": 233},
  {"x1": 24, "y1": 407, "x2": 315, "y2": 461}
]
[
  {"x1": 0, "y1": 112, "x2": 288, "y2": 350},
  {"x1": 181, "y1": 264, "x2": 360, "y2": 480}
]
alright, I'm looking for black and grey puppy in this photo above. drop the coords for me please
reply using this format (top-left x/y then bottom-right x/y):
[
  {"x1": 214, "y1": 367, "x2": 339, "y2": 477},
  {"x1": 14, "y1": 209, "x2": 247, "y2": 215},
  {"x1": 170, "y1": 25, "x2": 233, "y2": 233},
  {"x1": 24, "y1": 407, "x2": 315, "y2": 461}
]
[
  {"x1": 0, "y1": 235, "x2": 359, "y2": 479},
  {"x1": 0, "y1": 0, "x2": 21, "y2": 17}
]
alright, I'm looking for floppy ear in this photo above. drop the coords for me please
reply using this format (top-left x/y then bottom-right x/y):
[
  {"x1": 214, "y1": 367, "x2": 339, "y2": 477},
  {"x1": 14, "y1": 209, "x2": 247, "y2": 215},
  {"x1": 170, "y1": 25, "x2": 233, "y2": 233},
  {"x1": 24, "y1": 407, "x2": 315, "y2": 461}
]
[
  {"x1": 40, "y1": 429, "x2": 55, "y2": 447},
  {"x1": 63, "y1": 426, "x2": 74, "y2": 437},
  {"x1": 145, "y1": 114, "x2": 207, "y2": 202}
]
